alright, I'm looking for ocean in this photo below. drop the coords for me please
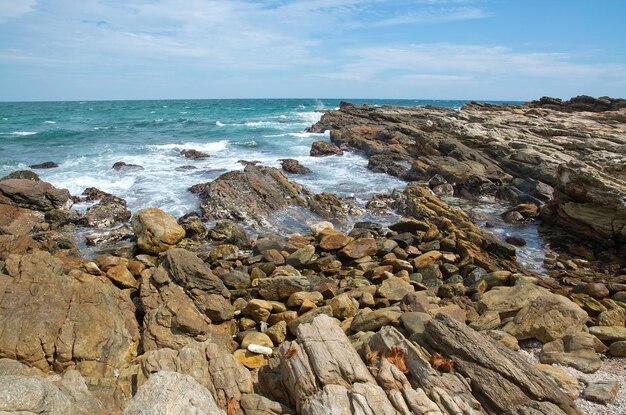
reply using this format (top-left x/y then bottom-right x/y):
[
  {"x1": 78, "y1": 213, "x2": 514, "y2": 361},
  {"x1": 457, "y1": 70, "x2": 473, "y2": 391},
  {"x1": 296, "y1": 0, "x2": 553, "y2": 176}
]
[{"x1": 0, "y1": 98, "x2": 469, "y2": 217}]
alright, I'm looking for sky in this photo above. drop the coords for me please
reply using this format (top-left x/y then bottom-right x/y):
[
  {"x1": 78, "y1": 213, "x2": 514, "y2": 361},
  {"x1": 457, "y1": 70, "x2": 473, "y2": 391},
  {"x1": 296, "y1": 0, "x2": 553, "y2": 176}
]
[{"x1": 0, "y1": 0, "x2": 625, "y2": 101}]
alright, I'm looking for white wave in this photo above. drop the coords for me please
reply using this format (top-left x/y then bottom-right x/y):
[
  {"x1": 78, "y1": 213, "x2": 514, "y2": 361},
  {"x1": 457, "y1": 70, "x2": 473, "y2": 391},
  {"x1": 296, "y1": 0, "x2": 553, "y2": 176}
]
[
  {"x1": 238, "y1": 140, "x2": 257, "y2": 147},
  {"x1": 148, "y1": 140, "x2": 229, "y2": 153},
  {"x1": 150, "y1": 111, "x2": 155, "y2": 114},
  {"x1": 162, "y1": 105, "x2": 168, "y2": 108},
  {"x1": 180, "y1": 111, "x2": 188, "y2": 114},
  {"x1": 289, "y1": 131, "x2": 330, "y2": 139},
  {"x1": 1, "y1": 118, "x2": 7, "y2": 120},
  {"x1": 294, "y1": 111, "x2": 323, "y2": 124},
  {"x1": 155, "y1": 118, "x2": 163, "y2": 122},
  {"x1": 279, "y1": 115, "x2": 287, "y2": 120},
  {"x1": 44, "y1": 121, "x2": 57, "y2": 124},
  {"x1": 245, "y1": 121, "x2": 280, "y2": 127},
  {"x1": 215, "y1": 121, "x2": 225, "y2": 127},
  {"x1": 2, "y1": 131, "x2": 37, "y2": 136}
]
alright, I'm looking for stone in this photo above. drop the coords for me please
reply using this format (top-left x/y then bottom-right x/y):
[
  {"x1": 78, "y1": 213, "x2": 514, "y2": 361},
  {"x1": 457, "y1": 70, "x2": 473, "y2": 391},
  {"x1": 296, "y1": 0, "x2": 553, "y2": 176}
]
[
  {"x1": 286, "y1": 305, "x2": 333, "y2": 335},
  {"x1": 285, "y1": 244, "x2": 315, "y2": 268},
  {"x1": 411, "y1": 251, "x2": 442, "y2": 268},
  {"x1": 400, "y1": 312, "x2": 431, "y2": 336},
  {"x1": 257, "y1": 275, "x2": 310, "y2": 301},
  {"x1": 222, "y1": 270, "x2": 251, "y2": 289},
  {"x1": 504, "y1": 293, "x2": 588, "y2": 342},
  {"x1": 572, "y1": 282, "x2": 610, "y2": 299},
  {"x1": 266, "y1": 321, "x2": 288, "y2": 345},
  {"x1": 180, "y1": 148, "x2": 209, "y2": 159},
  {"x1": 123, "y1": 371, "x2": 226, "y2": 415},
  {"x1": 327, "y1": 293, "x2": 359, "y2": 319},
  {"x1": 177, "y1": 212, "x2": 208, "y2": 241},
  {"x1": 286, "y1": 291, "x2": 323, "y2": 308},
  {"x1": 112, "y1": 161, "x2": 143, "y2": 171},
  {"x1": 340, "y1": 238, "x2": 377, "y2": 259},
  {"x1": 377, "y1": 276, "x2": 415, "y2": 302},
  {"x1": 582, "y1": 381, "x2": 621, "y2": 404},
  {"x1": 349, "y1": 306, "x2": 402, "y2": 333},
  {"x1": 540, "y1": 332, "x2": 601, "y2": 373},
  {"x1": 280, "y1": 158, "x2": 311, "y2": 174},
  {"x1": 318, "y1": 232, "x2": 352, "y2": 250},
  {"x1": 388, "y1": 217, "x2": 430, "y2": 233},
  {"x1": 209, "y1": 243, "x2": 239, "y2": 260},
  {"x1": 469, "y1": 310, "x2": 501, "y2": 331},
  {"x1": 209, "y1": 220, "x2": 250, "y2": 247},
  {"x1": 429, "y1": 304, "x2": 466, "y2": 323},
  {"x1": 609, "y1": 341, "x2": 626, "y2": 357},
  {"x1": 1, "y1": 170, "x2": 40, "y2": 181},
  {"x1": 535, "y1": 364, "x2": 582, "y2": 398},
  {"x1": 85, "y1": 196, "x2": 131, "y2": 228},
  {"x1": 437, "y1": 282, "x2": 466, "y2": 298},
  {"x1": 310, "y1": 140, "x2": 343, "y2": 156},
  {"x1": 233, "y1": 349, "x2": 268, "y2": 369},
  {"x1": 399, "y1": 291, "x2": 433, "y2": 313},
  {"x1": 241, "y1": 331, "x2": 273, "y2": 349},
  {"x1": 131, "y1": 208, "x2": 185, "y2": 254},
  {"x1": 597, "y1": 308, "x2": 625, "y2": 327},
  {"x1": 477, "y1": 283, "x2": 547, "y2": 315},
  {"x1": 0, "y1": 203, "x2": 40, "y2": 236},
  {"x1": 106, "y1": 264, "x2": 138, "y2": 289},
  {"x1": 484, "y1": 329, "x2": 520, "y2": 350},
  {"x1": 588, "y1": 325, "x2": 626, "y2": 343},
  {"x1": 263, "y1": 248, "x2": 285, "y2": 264},
  {"x1": 0, "y1": 178, "x2": 72, "y2": 211}
]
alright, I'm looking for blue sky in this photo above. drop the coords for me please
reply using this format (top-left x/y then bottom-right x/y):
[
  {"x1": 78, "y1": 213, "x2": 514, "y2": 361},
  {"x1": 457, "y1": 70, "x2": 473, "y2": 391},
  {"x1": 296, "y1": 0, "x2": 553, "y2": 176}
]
[{"x1": 1, "y1": 0, "x2": 625, "y2": 101}]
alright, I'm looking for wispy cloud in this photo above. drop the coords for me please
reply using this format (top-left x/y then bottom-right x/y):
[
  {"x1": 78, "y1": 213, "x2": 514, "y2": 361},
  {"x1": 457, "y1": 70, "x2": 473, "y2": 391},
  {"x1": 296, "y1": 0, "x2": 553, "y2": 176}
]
[{"x1": 0, "y1": 0, "x2": 37, "y2": 20}]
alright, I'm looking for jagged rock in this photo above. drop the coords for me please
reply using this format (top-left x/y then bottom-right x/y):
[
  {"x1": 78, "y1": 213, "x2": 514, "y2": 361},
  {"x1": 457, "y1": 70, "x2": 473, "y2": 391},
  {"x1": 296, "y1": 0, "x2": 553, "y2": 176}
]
[
  {"x1": 540, "y1": 332, "x2": 601, "y2": 373},
  {"x1": 198, "y1": 165, "x2": 309, "y2": 227},
  {"x1": 85, "y1": 196, "x2": 131, "y2": 228},
  {"x1": 0, "y1": 251, "x2": 139, "y2": 378},
  {"x1": 180, "y1": 149, "x2": 209, "y2": 159},
  {"x1": 209, "y1": 220, "x2": 250, "y2": 247},
  {"x1": 280, "y1": 158, "x2": 311, "y2": 174},
  {"x1": 131, "y1": 208, "x2": 186, "y2": 254},
  {"x1": 29, "y1": 161, "x2": 59, "y2": 169},
  {"x1": 424, "y1": 313, "x2": 582, "y2": 415},
  {"x1": 112, "y1": 161, "x2": 144, "y2": 171},
  {"x1": 310, "y1": 140, "x2": 343, "y2": 156},
  {"x1": 0, "y1": 178, "x2": 72, "y2": 211},
  {"x1": 1, "y1": 170, "x2": 40, "y2": 181},
  {"x1": 123, "y1": 371, "x2": 226, "y2": 415},
  {"x1": 177, "y1": 212, "x2": 208, "y2": 241},
  {"x1": 240, "y1": 393, "x2": 295, "y2": 415}
]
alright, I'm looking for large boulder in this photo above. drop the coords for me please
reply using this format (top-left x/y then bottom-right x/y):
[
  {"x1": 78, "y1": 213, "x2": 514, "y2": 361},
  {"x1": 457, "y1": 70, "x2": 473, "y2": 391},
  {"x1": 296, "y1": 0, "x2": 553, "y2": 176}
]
[
  {"x1": 0, "y1": 178, "x2": 71, "y2": 211},
  {"x1": 131, "y1": 208, "x2": 185, "y2": 254},
  {"x1": 0, "y1": 203, "x2": 41, "y2": 235},
  {"x1": 503, "y1": 293, "x2": 588, "y2": 342},
  {"x1": 0, "y1": 251, "x2": 139, "y2": 378},
  {"x1": 85, "y1": 196, "x2": 131, "y2": 228}
]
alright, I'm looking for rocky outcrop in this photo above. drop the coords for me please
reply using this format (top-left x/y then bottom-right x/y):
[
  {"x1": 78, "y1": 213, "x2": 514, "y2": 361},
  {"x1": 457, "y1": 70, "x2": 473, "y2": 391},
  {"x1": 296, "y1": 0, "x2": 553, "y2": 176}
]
[
  {"x1": 180, "y1": 149, "x2": 210, "y2": 159},
  {"x1": 0, "y1": 203, "x2": 41, "y2": 236},
  {"x1": 0, "y1": 251, "x2": 139, "y2": 379},
  {"x1": 85, "y1": 196, "x2": 131, "y2": 228},
  {"x1": 310, "y1": 140, "x2": 343, "y2": 156},
  {"x1": 308, "y1": 99, "x2": 626, "y2": 253},
  {"x1": 29, "y1": 161, "x2": 59, "y2": 169},
  {"x1": 131, "y1": 208, "x2": 186, "y2": 254},
  {"x1": 0, "y1": 178, "x2": 72, "y2": 211},
  {"x1": 280, "y1": 159, "x2": 311, "y2": 174}
]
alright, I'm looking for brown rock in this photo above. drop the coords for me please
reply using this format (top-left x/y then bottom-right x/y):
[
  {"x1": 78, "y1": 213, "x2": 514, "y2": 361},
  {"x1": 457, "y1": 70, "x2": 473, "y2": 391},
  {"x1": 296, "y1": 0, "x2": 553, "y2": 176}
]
[
  {"x1": 310, "y1": 140, "x2": 343, "y2": 156},
  {"x1": 131, "y1": 208, "x2": 185, "y2": 254},
  {"x1": 0, "y1": 204, "x2": 40, "y2": 236},
  {"x1": 340, "y1": 238, "x2": 377, "y2": 259},
  {"x1": 318, "y1": 232, "x2": 352, "y2": 251},
  {"x1": 0, "y1": 179, "x2": 71, "y2": 211}
]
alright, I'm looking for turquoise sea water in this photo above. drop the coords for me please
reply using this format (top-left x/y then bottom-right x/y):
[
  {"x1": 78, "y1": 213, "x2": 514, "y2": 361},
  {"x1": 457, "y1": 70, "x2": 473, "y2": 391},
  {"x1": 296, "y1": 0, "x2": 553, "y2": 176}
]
[{"x1": 0, "y1": 98, "x2": 472, "y2": 217}]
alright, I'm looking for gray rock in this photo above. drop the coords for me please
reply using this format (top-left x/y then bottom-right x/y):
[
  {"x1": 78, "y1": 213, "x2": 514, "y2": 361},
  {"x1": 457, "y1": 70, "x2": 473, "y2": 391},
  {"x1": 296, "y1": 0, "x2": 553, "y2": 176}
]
[{"x1": 582, "y1": 381, "x2": 621, "y2": 404}]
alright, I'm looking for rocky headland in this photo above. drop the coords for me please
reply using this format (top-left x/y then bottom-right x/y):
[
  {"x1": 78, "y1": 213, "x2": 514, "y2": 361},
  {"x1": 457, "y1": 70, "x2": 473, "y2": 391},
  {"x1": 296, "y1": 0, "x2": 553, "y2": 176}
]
[{"x1": 0, "y1": 96, "x2": 625, "y2": 414}]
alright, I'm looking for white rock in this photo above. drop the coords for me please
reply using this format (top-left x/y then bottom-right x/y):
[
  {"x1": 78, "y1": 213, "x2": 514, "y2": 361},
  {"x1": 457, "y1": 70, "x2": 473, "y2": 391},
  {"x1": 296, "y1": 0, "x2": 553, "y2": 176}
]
[{"x1": 247, "y1": 344, "x2": 273, "y2": 356}]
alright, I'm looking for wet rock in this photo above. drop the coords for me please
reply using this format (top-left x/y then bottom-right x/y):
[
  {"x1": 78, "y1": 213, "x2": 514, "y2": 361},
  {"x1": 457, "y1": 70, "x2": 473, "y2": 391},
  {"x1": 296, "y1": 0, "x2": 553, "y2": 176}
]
[
  {"x1": 209, "y1": 243, "x2": 239, "y2": 260},
  {"x1": 388, "y1": 217, "x2": 430, "y2": 233},
  {"x1": 29, "y1": 161, "x2": 59, "y2": 169},
  {"x1": 123, "y1": 371, "x2": 226, "y2": 415},
  {"x1": 280, "y1": 158, "x2": 311, "y2": 174},
  {"x1": 582, "y1": 381, "x2": 621, "y2": 404},
  {"x1": 505, "y1": 235, "x2": 526, "y2": 246},
  {"x1": 177, "y1": 212, "x2": 208, "y2": 241},
  {"x1": 1, "y1": 170, "x2": 40, "y2": 181},
  {"x1": 131, "y1": 208, "x2": 186, "y2": 254},
  {"x1": 180, "y1": 149, "x2": 209, "y2": 159},
  {"x1": 85, "y1": 196, "x2": 131, "y2": 228},
  {"x1": 0, "y1": 178, "x2": 72, "y2": 211},
  {"x1": 198, "y1": 165, "x2": 308, "y2": 227},
  {"x1": 503, "y1": 293, "x2": 588, "y2": 342},
  {"x1": 112, "y1": 161, "x2": 143, "y2": 171},
  {"x1": 310, "y1": 140, "x2": 343, "y2": 156},
  {"x1": 209, "y1": 220, "x2": 250, "y2": 247}
]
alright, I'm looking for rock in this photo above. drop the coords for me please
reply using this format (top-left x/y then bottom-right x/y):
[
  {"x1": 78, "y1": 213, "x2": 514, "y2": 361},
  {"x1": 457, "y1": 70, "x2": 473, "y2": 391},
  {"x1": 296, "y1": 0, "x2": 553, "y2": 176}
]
[
  {"x1": 29, "y1": 161, "x2": 59, "y2": 169},
  {"x1": 240, "y1": 393, "x2": 295, "y2": 415},
  {"x1": 582, "y1": 381, "x2": 621, "y2": 404},
  {"x1": 484, "y1": 329, "x2": 519, "y2": 350},
  {"x1": 535, "y1": 364, "x2": 582, "y2": 398},
  {"x1": 309, "y1": 221, "x2": 334, "y2": 236},
  {"x1": 180, "y1": 149, "x2": 209, "y2": 159},
  {"x1": 257, "y1": 275, "x2": 310, "y2": 301},
  {"x1": 209, "y1": 220, "x2": 250, "y2": 247},
  {"x1": 572, "y1": 282, "x2": 610, "y2": 299},
  {"x1": 266, "y1": 321, "x2": 288, "y2": 345},
  {"x1": 0, "y1": 203, "x2": 41, "y2": 236},
  {"x1": 286, "y1": 291, "x2": 323, "y2": 308},
  {"x1": 540, "y1": 332, "x2": 601, "y2": 373},
  {"x1": 310, "y1": 140, "x2": 343, "y2": 156},
  {"x1": 424, "y1": 313, "x2": 582, "y2": 415},
  {"x1": 349, "y1": 306, "x2": 402, "y2": 333},
  {"x1": 340, "y1": 238, "x2": 377, "y2": 259},
  {"x1": 123, "y1": 371, "x2": 226, "y2": 415},
  {"x1": 131, "y1": 208, "x2": 186, "y2": 254},
  {"x1": 399, "y1": 291, "x2": 433, "y2": 313},
  {"x1": 285, "y1": 244, "x2": 315, "y2": 268},
  {"x1": 378, "y1": 276, "x2": 415, "y2": 301},
  {"x1": 1, "y1": 170, "x2": 40, "y2": 181},
  {"x1": 505, "y1": 236, "x2": 526, "y2": 246},
  {"x1": 609, "y1": 341, "x2": 626, "y2": 357},
  {"x1": 106, "y1": 264, "x2": 139, "y2": 289},
  {"x1": 280, "y1": 158, "x2": 311, "y2": 174},
  {"x1": 286, "y1": 305, "x2": 333, "y2": 335},
  {"x1": 411, "y1": 250, "x2": 442, "y2": 268},
  {"x1": 85, "y1": 196, "x2": 131, "y2": 228},
  {"x1": 209, "y1": 243, "x2": 239, "y2": 260},
  {"x1": 400, "y1": 312, "x2": 431, "y2": 336},
  {"x1": 0, "y1": 251, "x2": 139, "y2": 379},
  {"x1": 0, "y1": 371, "x2": 106, "y2": 415},
  {"x1": 477, "y1": 283, "x2": 547, "y2": 316},
  {"x1": 503, "y1": 293, "x2": 588, "y2": 342},
  {"x1": 318, "y1": 231, "x2": 352, "y2": 250},
  {"x1": 327, "y1": 293, "x2": 359, "y2": 319},
  {"x1": 0, "y1": 178, "x2": 72, "y2": 211},
  {"x1": 588, "y1": 325, "x2": 626, "y2": 343},
  {"x1": 241, "y1": 332, "x2": 273, "y2": 349},
  {"x1": 388, "y1": 217, "x2": 430, "y2": 233},
  {"x1": 222, "y1": 270, "x2": 251, "y2": 289},
  {"x1": 177, "y1": 212, "x2": 208, "y2": 241},
  {"x1": 597, "y1": 308, "x2": 625, "y2": 326},
  {"x1": 112, "y1": 161, "x2": 143, "y2": 171},
  {"x1": 198, "y1": 165, "x2": 308, "y2": 227},
  {"x1": 234, "y1": 349, "x2": 268, "y2": 369}
]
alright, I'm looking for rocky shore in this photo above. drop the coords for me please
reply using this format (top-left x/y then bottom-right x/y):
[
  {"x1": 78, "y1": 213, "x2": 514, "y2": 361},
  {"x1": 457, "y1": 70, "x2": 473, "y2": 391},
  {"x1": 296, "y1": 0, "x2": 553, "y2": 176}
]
[{"x1": 1, "y1": 96, "x2": 625, "y2": 415}]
